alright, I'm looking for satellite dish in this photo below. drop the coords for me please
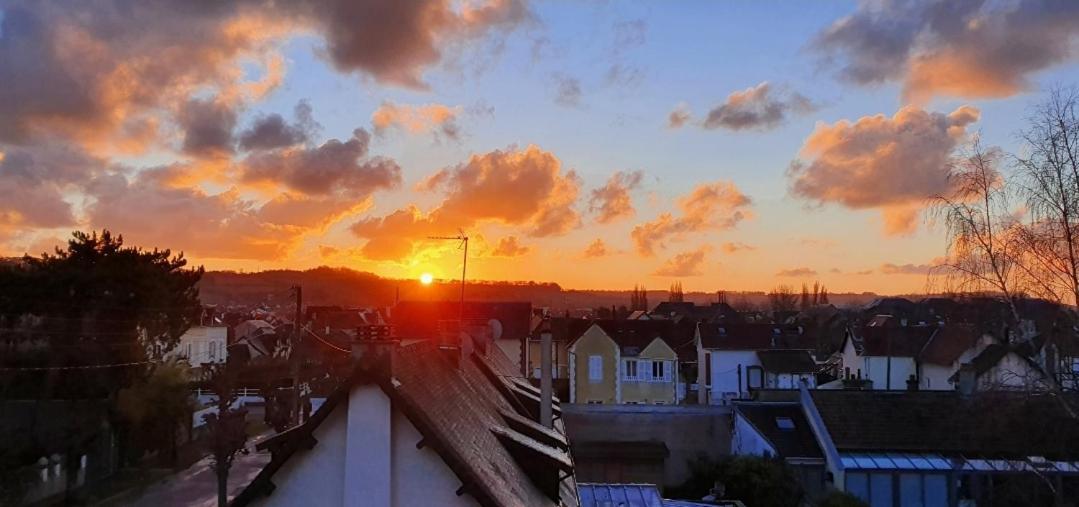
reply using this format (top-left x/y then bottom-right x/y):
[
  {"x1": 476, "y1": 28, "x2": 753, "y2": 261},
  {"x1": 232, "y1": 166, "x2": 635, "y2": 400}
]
[{"x1": 488, "y1": 319, "x2": 504, "y2": 341}]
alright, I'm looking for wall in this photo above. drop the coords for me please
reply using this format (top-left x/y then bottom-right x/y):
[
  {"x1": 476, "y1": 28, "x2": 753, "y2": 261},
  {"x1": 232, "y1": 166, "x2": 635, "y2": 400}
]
[
  {"x1": 528, "y1": 338, "x2": 570, "y2": 379},
  {"x1": 918, "y1": 363, "x2": 955, "y2": 391},
  {"x1": 570, "y1": 325, "x2": 619, "y2": 404},
  {"x1": 494, "y1": 338, "x2": 522, "y2": 375},
  {"x1": 730, "y1": 413, "x2": 775, "y2": 457},
  {"x1": 257, "y1": 385, "x2": 477, "y2": 507},
  {"x1": 840, "y1": 338, "x2": 863, "y2": 380},
  {"x1": 982, "y1": 352, "x2": 1044, "y2": 389},
  {"x1": 709, "y1": 350, "x2": 760, "y2": 404},
  {"x1": 168, "y1": 326, "x2": 228, "y2": 364},
  {"x1": 563, "y1": 404, "x2": 732, "y2": 488},
  {"x1": 621, "y1": 339, "x2": 679, "y2": 404},
  {"x1": 864, "y1": 356, "x2": 916, "y2": 390},
  {"x1": 766, "y1": 372, "x2": 816, "y2": 390}
]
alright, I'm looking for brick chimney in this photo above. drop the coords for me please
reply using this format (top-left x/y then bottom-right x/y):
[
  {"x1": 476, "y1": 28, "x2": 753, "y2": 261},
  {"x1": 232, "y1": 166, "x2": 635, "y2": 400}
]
[{"x1": 353, "y1": 324, "x2": 397, "y2": 377}]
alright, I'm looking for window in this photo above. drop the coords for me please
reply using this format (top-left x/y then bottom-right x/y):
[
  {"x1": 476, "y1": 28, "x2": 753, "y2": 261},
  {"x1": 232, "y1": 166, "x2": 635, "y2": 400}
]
[
  {"x1": 652, "y1": 361, "x2": 666, "y2": 382},
  {"x1": 209, "y1": 341, "x2": 217, "y2": 360},
  {"x1": 705, "y1": 352, "x2": 712, "y2": 387},
  {"x1": 623, "y1": 359, "x2": 639, "y2": 381},
  {"x1": 587, "y1": 400, "x2": 604, "y2": 404},
  {"x1": 775, "y1": 417, "x2": 795, "y2": 430},
  {"x1": 588, "y1": 355, "x2": 603, "y2": 382}
]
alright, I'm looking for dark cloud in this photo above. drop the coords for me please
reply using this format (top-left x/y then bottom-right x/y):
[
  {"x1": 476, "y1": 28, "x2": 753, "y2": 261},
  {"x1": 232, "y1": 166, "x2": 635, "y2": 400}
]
[
  {"x1": 788, "y1": 105, "x2": 979, "y2": 235},
  {"x1": 179, "y1": 98, "x2": 237, "y2": 157},
  {"x1": 701, "y1": 82, "x2": 816, "y2": 131},
  {"x1": 880, "y1": 261, "x2": 941, "y2": 275},
  {"x1": 813, "y1": 0, "x2": 1079, "y2": 102},
  {"x1": 241, "y1": 128, "x2": 401, "y2": 197},
  {"x1": 239, "y1": 101, "x2": 319, "y2": 151},
  {"x1": 652, "y1": 246, "x2": 710, "y2": 277},
  {"x1": 553, "y1": 75, "x2": 582, "y2": 107},
  {"x1": 589, "y1": 170, "x2": 643, "y2": 224},
  {"x1": 0, "y1": 143, "x2": 105, "y2": 229}
]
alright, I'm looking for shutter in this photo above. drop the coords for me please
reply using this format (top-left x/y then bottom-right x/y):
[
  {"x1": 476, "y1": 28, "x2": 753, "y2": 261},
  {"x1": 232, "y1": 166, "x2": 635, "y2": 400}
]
[{"x1": 589, "y1": 355, "x2": 603, "y2": 381}]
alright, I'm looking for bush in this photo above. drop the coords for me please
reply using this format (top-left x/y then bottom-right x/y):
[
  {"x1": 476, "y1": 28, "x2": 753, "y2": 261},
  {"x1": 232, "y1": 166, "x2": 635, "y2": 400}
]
[
  {"x1": 815, "y1": 490, "x2": 868, "y2": 507},
  {"x1": 669, "y1": 454, "x2": 804, "y2": 507}
]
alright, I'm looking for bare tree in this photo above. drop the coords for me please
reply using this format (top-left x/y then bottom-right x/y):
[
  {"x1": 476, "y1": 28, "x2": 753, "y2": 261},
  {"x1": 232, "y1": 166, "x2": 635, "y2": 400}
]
[
  {"x1": 1013, "y1": 86, "x2": 1079, "y2": 307},
  {"x1": 768, "y1": 285, "x2": 798, "y2": 313},
  {"x1": 203, "y1": 363, "x2": 249, "y2": 506},
  {"x1": 933, "y1": 139, "x2": 1023, "y2": 321}
]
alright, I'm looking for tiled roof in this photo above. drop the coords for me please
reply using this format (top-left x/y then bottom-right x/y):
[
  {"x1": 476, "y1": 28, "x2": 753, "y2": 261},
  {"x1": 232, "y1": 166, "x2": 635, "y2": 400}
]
[
  {"x1": 855, "y1": 325, "x2": 937, "y2": 357},
  {"x1": 698, "y1": 323, "x2": 802, "y2": 350},
  {"x1": 756, "y1": 349, "x2": 818, "y2": 373},
  {"x1": 593, "y1": 319, "x2": 696, "y2": 360},
  {"x1": 809, "y1": 390, "x2": 1079, "y2": 458},
  {"x1": 917, "y1": 324, "x2": 979, "y2": 366},
  {"x1": 734, "y1": 402, "x2": 822, "y2": 459},
  {"x1": 234, "y1": 340, "x2": 575, "y2": 507},
  {"x1": 650, "y1": 302, "x2": 741, "y2": 323},
  {"x1": 392, "y1": 301, "x2": 533, "y2": 344}
]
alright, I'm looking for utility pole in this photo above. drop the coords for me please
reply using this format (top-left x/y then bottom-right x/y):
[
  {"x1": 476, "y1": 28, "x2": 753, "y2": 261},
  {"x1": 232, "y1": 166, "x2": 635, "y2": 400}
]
[
  {"x1": 428, "y1": 233, "x2": 469, "y2": 337},
  {"x1": 289, "y1": 285, "x2": 303, "y2": 426}
]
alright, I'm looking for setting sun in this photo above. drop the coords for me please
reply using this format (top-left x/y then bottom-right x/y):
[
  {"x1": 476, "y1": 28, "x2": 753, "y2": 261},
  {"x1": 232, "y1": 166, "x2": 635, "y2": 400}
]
[{"x1": 419, "y1": 273, "x2": 434, "y2": 285}]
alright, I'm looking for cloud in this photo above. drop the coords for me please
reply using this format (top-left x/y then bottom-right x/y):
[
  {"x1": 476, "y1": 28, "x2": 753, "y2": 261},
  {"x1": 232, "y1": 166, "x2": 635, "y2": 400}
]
[
  {"x1": 553, "y1": 74, "x2": 582, "y2": 107},
  {"x1": 86, "y1": 170, "x2": 311, "y2": 260},
  {"x1": 721, "y1": 242, "x2": 755, "y2": 254},
  {"x1": 241, "y1": 128, "x2": 401, "y2": 197},
  {"x1": 583, "y1": 239, "x2": 608, "y2": 258},
  {"x1": 0, "y1": 0, "x2": 528, "y2": 150},
  {"x1": 813, "y1": 0, "x2": 1079, "y2": 103},
  {"x1": 668, "y1": 104, "x2": 691, "y2": 129},
  {"x1": 612, "y1": 19, "x2": 646, "y2": 50},
  {"x1": 788, "y1": 105, "x2": 979, "y2": 235},
  {"x1": 178, "y1": 98, "x2": 237, "y2": 158},
  {"x1": 700, "y1": 82, "x2": 816, "y2": 131},
  {"x1": 589, "y1": 170, "x2": 644, "y2": 224},
  {"x1": 371, "y1": 101, "x2": 461, "y2": 140},
  {"x1": 776, "y1": 267, "x2": 817, "y2": 277},
  {"x1": 652, "y1": 246, "x2": 710, "y2": 277},
  {"x1": 631, "y1": 181, "x2": 752, "y2": 256},
  {"x1": 239, "y1": 101, "x2": 319, "y2": 151},
  {"x1": 490, "y1": 236, "x2": 530, "y2": 257},
  {"x1": 0, "y1": 143, "x2": 103, "y2": 229},
  {"x1": 351, "y1": 145, "x2": 581, "y2": 261},
  {"x1": 319, "y1": 245, "x2": 340, "y2": 258},
  {"x1": 880, "y1": 258, "x2": 945, "y2": 275}
]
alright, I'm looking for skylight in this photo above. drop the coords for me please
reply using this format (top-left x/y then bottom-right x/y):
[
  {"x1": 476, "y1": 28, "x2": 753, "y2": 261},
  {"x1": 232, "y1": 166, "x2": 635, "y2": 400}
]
[{"x1": 776, "y1": 417, "x2": 795, "y2": 430}]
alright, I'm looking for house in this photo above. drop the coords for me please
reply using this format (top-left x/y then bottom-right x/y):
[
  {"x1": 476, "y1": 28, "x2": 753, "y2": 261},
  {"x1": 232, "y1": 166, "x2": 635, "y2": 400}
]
[
  {"x1": 167, "y1": 325, "x2": 228, "y2": 366},
  {"x1": 798, "y1": 386, "x2": 1079, "y2": 506},
  {"x1": 696, "y1": 323, "x2": 811, "y2": 404},
  {"x1": 391, "y1": 301, "x2": 532, "y2": 374},
  {"x1": 233, "y1": 332, "x2": 577, "y2": 507},
  {"x1": 750, "y1": 350, "x2": 818, "y2": 390},
  {"x1": 730, "y1": 401, "x2": 826, "y2": 500},
  {"x1": 649, "y1": 302, "x2": 742, "y2": 324},
  {"x1": 567, "y1": 320, "x2": 693, "y2": 405},
  {"x1": 949, "y1": 342, "x2": 1051, "y2": 391},
  {"x1": 526, "y1": 317, "x2": 595, "y2": 382},
  {"x1": 839, "y1": 320, "x2": 937, "y2": 390}
]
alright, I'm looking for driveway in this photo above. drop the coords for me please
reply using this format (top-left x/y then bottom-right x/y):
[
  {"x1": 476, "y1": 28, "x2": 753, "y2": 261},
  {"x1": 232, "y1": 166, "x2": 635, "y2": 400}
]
[{"x1": 100, "y1": 450, "x2": 271, "y2": 507}]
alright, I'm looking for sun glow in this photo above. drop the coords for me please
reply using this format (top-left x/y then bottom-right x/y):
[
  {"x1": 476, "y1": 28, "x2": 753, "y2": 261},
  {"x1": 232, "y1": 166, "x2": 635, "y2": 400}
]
[{"x1": 420, "y1": 272, "x2": 434, "y2": 285}]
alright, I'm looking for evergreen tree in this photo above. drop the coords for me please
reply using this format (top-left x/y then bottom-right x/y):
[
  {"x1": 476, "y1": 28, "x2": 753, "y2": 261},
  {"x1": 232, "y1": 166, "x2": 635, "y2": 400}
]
[
  {"x1": 819, "y1": 286, "x2": 830, "y2": 305},
  {"x1": 799, "y1": 283, "x2": 811, "y2": 311}
]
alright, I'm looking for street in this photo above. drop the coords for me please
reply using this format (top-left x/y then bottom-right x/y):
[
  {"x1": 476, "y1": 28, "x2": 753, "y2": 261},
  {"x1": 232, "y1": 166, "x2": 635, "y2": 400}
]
[{"x1": 98, "y1": 450, "x2": 271, "y2": 507}]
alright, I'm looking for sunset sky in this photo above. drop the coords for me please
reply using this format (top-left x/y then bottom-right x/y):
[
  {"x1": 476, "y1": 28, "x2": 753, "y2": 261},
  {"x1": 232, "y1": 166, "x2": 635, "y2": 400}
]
[{"x1": 3, "y1": 1, "x2": 1079, "y2": 294}]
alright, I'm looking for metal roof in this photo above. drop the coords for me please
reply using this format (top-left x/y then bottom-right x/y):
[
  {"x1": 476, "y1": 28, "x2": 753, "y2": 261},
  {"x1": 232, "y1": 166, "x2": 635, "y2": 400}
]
[{"x1": 578, "y1": 483, "x2": 663, "y2": 507}]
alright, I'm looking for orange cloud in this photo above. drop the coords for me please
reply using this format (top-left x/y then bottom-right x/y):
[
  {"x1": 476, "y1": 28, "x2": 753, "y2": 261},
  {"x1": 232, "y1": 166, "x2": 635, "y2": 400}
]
[
  {"x1": 372, "y1": 101, "x2": 461, "y2": 139},
  {"x1": 776, "y1": 267, "x2": 817, "y2": 277},
  {"x1": 652, "y1": 246, "x2": 710, "y2": 277},
  {"x1": 490, "y1": 236, "x2": 530, "y2": 257},
  {"x1": 721, "y1": 242, "x2": 755, "y2": 254},
  {"x1": 632, "y1": 181, "x2": 752, "y2": 256},
  {"x1": 788, "y1": 106, "x2": 978, "y2": 235},
  {"x1": 583, "y1": 239, "x2": 609, "y2": 258},
  {"x1": 351, "y1": 145, "x2": 581, "y2": 261},
  {"x1": 589, "y1": 170, "x2": 643, "y2": 224},
  {"x1": 814, "y1": 1, "x2": 1079, "y2": 103}
]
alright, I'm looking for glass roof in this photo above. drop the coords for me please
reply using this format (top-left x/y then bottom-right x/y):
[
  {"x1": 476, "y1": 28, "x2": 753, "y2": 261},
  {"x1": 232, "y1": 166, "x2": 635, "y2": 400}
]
[{"x1": 841, "y1": 453, "x2": 1079, "y2": 475}]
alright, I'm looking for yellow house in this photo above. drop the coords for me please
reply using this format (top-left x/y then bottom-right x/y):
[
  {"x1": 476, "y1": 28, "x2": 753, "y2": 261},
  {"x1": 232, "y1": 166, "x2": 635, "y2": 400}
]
[{"x1": 568, "y1": 321, "x2": 683, "y2": 405}]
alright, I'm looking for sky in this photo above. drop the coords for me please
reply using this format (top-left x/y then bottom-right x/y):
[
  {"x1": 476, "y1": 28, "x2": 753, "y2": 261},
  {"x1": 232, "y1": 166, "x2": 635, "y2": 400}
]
[{"x1": 3, "y1": 0, "x2": 1079, "y2": 294}]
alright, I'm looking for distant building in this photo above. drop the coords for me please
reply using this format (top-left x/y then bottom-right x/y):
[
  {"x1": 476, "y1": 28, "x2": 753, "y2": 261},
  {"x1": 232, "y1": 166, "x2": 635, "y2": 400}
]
[
  {"x1": 567, "y1": 320, "x2": 694, "y2": 405},
  {"x1": 696, "y1": 323, "x2": 815, "y2": 404},
  {"x1": 167, "y1": 325, "x2": 228, "y2": 366},
  {"x1": 391, "y1": 301, "x2": 532, "y2": 374},
  {"x1": 730, "y1": 401, "x2": 826, "y2": 500}
]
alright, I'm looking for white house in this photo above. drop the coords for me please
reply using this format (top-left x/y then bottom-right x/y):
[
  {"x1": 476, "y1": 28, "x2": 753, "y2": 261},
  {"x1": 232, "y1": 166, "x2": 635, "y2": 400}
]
[
  {"x1": 696, "y1": 323, "x2": 811, "y2": 404},
  {"x1": 168, "y1": 325, "x2": 228, "y2": 365},
  {"x1": 233, "y1": 337, "x2": 577, "y2": 507},
  {"x1": 841, "y1": 320, "x2": 989, "y2": 391}
]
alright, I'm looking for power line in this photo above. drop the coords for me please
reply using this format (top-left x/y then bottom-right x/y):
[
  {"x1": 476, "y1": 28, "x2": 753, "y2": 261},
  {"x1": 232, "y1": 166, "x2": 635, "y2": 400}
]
[
  {"x1": 305, "y1": 328, "x2": 349, "y2": 353},
  {"x1": 0, "y1": 360, "x2": 160, "y2": 371}
]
